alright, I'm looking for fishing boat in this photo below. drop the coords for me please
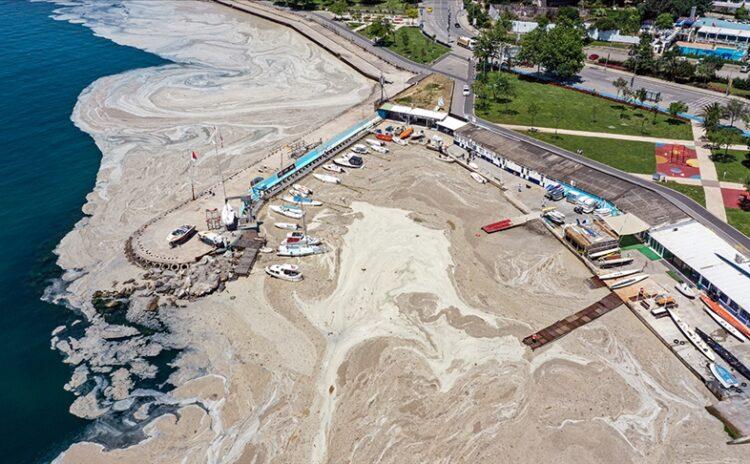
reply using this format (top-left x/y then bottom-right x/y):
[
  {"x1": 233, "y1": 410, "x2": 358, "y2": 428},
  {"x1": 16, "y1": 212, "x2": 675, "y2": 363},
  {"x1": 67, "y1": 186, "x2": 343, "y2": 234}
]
[
  {"x1": 709, "y1": 362, "x2": 740, "y2": 389},
  {"x1": 371, "y1": 145, "x2": 388, "y2": 154},
  {"x1": 700, "y1": 294, "x2": 750, "y2": 340},
  {"x1": 270, "y1": 204, "x2": 304, "y2": 219},
  {"x1": 282, "y1": 194, "x2": 323, "y2": 206},
  {"x1": 437, "y1": 153, "x2": 454, "y2": 163},
  {"x1": 274, "y1": 222, "x2": 300, "y2": 231},
  {"x1": 696, "y1": 328, "x2": 750, "y2": 382},
  {"x1": 667, "y1": 309, "x2": 716, "y2": 361},
  {"x1": 702, "y1": 300, "x2": 748, "y2": 342},
  {"x1": 265, "y1": 264, "x2": 303, "y2": 282},
  {"x1": 609, "y1": 274, "x2": 648, "y2": 289},
  {"x1": 351, "y1": 144, "x2": 368, "y2": 154},
  {"x1": 277, "y1": 244, "x2": 325, "y2": 257},
  {"x1": 598, "y1": 268, "x2": 640, "y2": 280},
  {"x1": 470, "y1": 172, "x2": 487, "y2": 184},
  {"x1": 400, "y1": 127, "x2": 413, "y2": 139},
  {"x1": 675, "y1": 282, "x2": 696, "y2": 299},
  {"x1": 323, "y1": 164, "x2": 345, "y2": 173},
  {"x1": 197, "y1": 231, "x2": 227, "y2": 248},
  {"x1": 589, "y1": 247, "x2": 620, "y2": 259},
  {"x1": 289, "y1": 188, "x2": 308, "y2": 198},
  {"x1": 651, "y1": 306, "x2": 668, "y2": 318},
  {"x1": 597, "y1": 257, "x2": 633, "y2": 268},
  {"x1": 375, "y1": 132, "x2": 393, "y2": 142},
  {"x1": 543, "y1": 210, "x2": 566, "y2": 225},
  {"x1": 166, "y1": 225, "x2": 195, "y2": 247},
  {"x1": 410, "y1": 129, "x2": 425, "y2": 140},
  {"x1": 393, "y1": 137, "x2": 408, "y2": 146},
  {"x1": 334, "y1": 153, "x2": 364, "y2": 169},
  {"x1": 293, "y1": 184, "x2": 313, "y2": 196},
  {"x1": 365, "y1": 138, "x2": 384, "y2": 147},
  {"x1": 283, "y1": 231, "x2": 321, "y2": 246},
  {"x1": 221, "y1": 202, "x2": 236, "y2": 230},
  {"x1": 313, "y1": 173, "x2": 341, "y2": 184}
]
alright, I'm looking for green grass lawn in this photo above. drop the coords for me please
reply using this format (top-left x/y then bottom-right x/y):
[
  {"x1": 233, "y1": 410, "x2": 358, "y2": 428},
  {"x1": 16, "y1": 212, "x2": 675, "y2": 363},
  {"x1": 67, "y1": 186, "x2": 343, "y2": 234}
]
[
  {"x1": 476, "y1": 72, "x2": 694, "y2": 139},
  {"x1": 727, "y1": 208, "x2": 750, "y2": 238},
  {"x1": 709, "y1": 148, "x2": 750, "y2": 184},
  {"x1": 529, "y1": 132, "x2": 656, "y2": 174},
  {"x1": 361, "y1": 26, "x2": 448, "y2": 64},
  {"x1": 662, "y1": 181, "x2": 706, "y2": 206}
]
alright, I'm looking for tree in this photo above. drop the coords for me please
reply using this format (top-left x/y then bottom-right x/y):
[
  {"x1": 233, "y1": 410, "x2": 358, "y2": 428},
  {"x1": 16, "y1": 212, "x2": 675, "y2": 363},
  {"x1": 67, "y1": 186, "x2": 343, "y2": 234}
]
[
  {"x1": 672, "y1": 59, "x2": 696, "y2": 82},
  {"x1": 634, "y1": 87, "x2": 648, "y2": 106},
  {"x1": 656, "y1": 49, "x2": 681, "y2": 81},
  {"x1": 518, "y1": 23, "x2": 548, "y2": 74},
  {"x1": 638, "y1": 0, "x2": 713, "y2": 19},
  {"x1": 708, "y1": 127, "x2": 741, "y2": 157},
  {"x1": 737, "y1": 6, "x2": 750, "y2": 21},
  {"x1": 329, "y1": 0, "x2": 348, "y2": 17},
  {"x1": 368, "y1": 19, "x2": 393, "y2": 45},
  {"x1": 668, "y1": 101, "x2": 689, "y2": 121},
  {"x1": 695, "y1": 57, "x2": 722, "y2": 83},
  {"x1": 528, "y1": 102, "x2": 541, "y2": 128},
  {"x1": 556, "y1": 6, "x2": 580, "y2": 23},
  {"x1": 626, "y1": 35, "x2": 655, "y2": 76},
  {"x1": 654, "y1": 13, "x2": 675, "y2": 30},
  {"x1": 474, "y1": 20, "x2": 509, "y2": 76},
  {"x1": 485, "y1": 72, "x2": 516, "y2": 112},
  {"x1": 472, "y1": 80, "x2": 489, "y2": 110},
  {"x1": 701, "y1": 102, "x2": 726, "y2": 133},
  {"x1": 613, "y1": 77, "x2": 628, "y2": 100},
  {"x1": 539, "y1": 20, "x2": 585, "y2": 79},
  {"x1": 725, "y1": 100, "x2": 748, "y2": 127}
]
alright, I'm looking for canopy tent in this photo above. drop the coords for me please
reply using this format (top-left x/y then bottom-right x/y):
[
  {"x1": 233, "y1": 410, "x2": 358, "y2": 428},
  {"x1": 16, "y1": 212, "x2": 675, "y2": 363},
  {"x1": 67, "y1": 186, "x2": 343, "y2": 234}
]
[{"x1": 603, "y1": 213, "x2": 650, "y2": 237}]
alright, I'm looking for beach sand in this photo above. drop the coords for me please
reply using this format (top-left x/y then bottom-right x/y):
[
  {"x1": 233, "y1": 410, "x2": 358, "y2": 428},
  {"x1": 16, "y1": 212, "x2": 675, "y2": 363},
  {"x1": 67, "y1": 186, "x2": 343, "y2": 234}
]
[{"x1": 57, "y1": 138, "x2": 746, "y2": 463}]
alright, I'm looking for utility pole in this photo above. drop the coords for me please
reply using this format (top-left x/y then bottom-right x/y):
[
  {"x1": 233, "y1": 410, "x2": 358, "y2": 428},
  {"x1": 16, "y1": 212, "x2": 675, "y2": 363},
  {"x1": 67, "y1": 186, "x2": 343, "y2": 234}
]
[
  {"x1": 447, "y1": 9, "x2": 451, "y2": 43},
  {"x1": 212, "y1": 126, "x2": 227, "y2": 202}
]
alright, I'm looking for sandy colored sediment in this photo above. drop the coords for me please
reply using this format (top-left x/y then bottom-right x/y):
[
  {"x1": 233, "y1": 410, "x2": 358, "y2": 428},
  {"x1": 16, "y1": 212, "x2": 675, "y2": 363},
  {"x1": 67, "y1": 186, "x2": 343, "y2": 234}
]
[{"x1": 58, "y1": 135, "x2": 747, "y2": 463}]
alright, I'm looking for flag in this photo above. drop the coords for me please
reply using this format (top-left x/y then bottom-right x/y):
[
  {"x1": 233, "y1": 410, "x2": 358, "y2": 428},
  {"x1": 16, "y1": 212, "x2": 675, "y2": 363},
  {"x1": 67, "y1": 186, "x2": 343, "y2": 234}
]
[{"x1": 191, "y1": 151, "x2": 199, "y2": 161}]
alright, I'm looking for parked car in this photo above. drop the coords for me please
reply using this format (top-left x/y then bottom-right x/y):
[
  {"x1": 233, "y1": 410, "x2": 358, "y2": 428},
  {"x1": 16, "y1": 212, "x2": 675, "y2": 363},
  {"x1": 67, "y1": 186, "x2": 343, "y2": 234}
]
[
  {"x1": 741, "y1": 63, "x2": 750, "y2": 73},
  {"x1": 462, "y1": 84, "x2": 470, "y2": 96}
]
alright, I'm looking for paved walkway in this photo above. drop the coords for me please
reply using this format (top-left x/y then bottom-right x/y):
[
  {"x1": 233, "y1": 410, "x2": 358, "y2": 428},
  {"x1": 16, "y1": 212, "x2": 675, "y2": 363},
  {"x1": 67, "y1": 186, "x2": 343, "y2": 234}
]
[
  {"x1": 692, "y1": 122, "x2": 728, "y2": 222},
  {"x1": 501, "y1": 124, "x2": 694, "y2": 145}
]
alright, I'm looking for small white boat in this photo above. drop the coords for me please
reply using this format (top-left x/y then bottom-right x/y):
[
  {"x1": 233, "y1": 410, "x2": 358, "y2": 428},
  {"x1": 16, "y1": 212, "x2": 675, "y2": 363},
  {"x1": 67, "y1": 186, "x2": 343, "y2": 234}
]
[
  {"x1": 293, "y1": 184, "x2": 312, "y2": 196},
  {"x1": 197, "y1": 231, "x2": 227, "y2": 248},
  {"x1": 289, "y1": 188, "x2": 307, "y2": 198},
  {"x1": 703, "y1": 304, "x2": 748, "y2": 342},
  {"x1": 470, "y1": 172, "x2": 487, "y2": 184},
  {"x1": 598, "y1": 268, "x2": 640, "y2": 280},
  {"x1": 651, "y1": 306, "x2": 668, "y2": 317},
  {"x1": 437, "y1": 154, "x2": 455, "y2": 163},
  {"x1": 282, "y1": 195, "x2": 323, "y2": 206},
  {"x1": 283, "y1": 231, "x2": 321, "y2": 246},
  {"x1": 609, "y1": 274, "x2": 648, "y2": 290},
  {"x1": 334, "y1": 153, "x2": 364, "y2": 169},
  {"x1": 277, "y1": 244, "x2": 325, "y2": 257},
  {"x1": 270, "y1": 204, "x2": 304, "y2": 219},
  {"x1": 544, "y1": 210, "x2": 566, "y2": 225},
  {"x1": 259, "y1": 246, "x2": 274, "y2": 253},
  {"x1": 274, "y1": 222, "x2": 300, "y2": 231},
  {"x1": 668, "y1": 309, "x2": 716, "y2": 361},
  {"x1": 351, "y1": 144, "x2": 369, "y2": 154},
  {"x1": 323, "y1": 164, "x2": 345, "y2": 173},
  {"x1": 314, "y1": 173, "x2": 341, "y2": 184},
  {"x1": 393, "y1": 137, "x2": 408, "y2": 146},
  {"x1": 371, "y1": 145, "x2": 388, "y2": 154},
  {"x1": 675, "y1": 282, "x2": 696, "y2": 299},
  {"x1": 598, "y1": 257, "x2": 634, "y2": 268},
  {"x1": 710, "y1": 362, "x2": 740, "y2": 389},
  {"x1": 365, "y1": 138, "x2": 384, "y2": 147},
  {"x1": 265, "y1": 264, "x2": 303, "y2": 282},
  {"x1": 589, "y1": 248, "x2": 620, "y2": 259},
  {"x1": 166, "y1": 225, "x2": 195, "y2": 247},
  {"x1": 468, "y1": 162, "x2": 479, "y2": 170}
]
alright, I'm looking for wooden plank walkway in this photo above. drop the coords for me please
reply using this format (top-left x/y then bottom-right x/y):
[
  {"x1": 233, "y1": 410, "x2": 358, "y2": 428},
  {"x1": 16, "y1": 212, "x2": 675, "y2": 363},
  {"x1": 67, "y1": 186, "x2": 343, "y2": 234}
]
[
  {"x1": 522, "y1": 293, "x2": 623, "y2": 350},
  {"x1": 233, "y1": 230, "x2": 266, "y2": 276}
]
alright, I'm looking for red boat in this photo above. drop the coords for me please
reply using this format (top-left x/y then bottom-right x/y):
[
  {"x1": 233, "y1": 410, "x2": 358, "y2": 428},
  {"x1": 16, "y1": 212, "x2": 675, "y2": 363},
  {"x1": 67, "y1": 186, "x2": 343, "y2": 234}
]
[
  {"x1": 482, "y1": 219, "x2": 512, "y2": 233},
  {"x1": 376, "y1": 133, "x2": 393, "y2": 142},
  {"x1": 700, "y1": 294, "x2": 750, "y2": 339}
]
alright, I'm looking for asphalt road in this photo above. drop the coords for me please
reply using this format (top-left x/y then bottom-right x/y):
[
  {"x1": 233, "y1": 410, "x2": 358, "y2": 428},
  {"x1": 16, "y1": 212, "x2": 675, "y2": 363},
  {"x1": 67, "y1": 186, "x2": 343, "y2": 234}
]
[{"x1": 420, "y1": 0, "x2": 472, "y2": 44}]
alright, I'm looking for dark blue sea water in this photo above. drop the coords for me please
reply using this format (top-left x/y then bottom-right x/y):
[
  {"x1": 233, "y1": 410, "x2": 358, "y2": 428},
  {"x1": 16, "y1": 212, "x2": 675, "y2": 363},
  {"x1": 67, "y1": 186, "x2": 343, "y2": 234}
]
[{"x1": 0, "y1": 1, "x2": 165, "y2": 462}]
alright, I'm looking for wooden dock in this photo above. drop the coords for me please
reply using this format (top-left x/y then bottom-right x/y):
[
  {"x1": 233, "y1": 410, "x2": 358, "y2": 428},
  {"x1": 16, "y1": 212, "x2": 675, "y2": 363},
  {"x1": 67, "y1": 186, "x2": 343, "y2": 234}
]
[
  {"x1": 232, "y1": 230, "x2": 266, "y2": 276},
  {"x1": 522, "y1": 293, "x2": 623, "y2": 350}
]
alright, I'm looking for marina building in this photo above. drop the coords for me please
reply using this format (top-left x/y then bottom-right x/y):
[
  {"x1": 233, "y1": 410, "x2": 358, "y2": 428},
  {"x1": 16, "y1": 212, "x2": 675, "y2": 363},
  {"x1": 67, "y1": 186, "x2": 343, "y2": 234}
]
[{"x1": 646, "y1": 219, "x2": 750, "y2": 323}]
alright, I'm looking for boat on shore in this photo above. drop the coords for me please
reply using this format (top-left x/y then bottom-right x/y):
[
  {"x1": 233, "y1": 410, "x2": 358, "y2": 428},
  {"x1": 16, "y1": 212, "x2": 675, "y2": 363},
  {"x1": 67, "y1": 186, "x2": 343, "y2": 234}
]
[
  {"x1": 313, "y1": 173, "x2": 341, "y2": 184},
  {"x1": 667, "y1": 309, "x2": 716, "y2": 361},
  {"x1": 701, "y1": 297, "x2": 748, "y2": 342},
  {"x1": 197, "y1": 231, "x2": 227, "y2": 248},
  {"x1": 393, "y1": 137, "x2": 408, "y2": 146},
  {"x1": 282, "y1": 194, "x2": 323, "y2": 206},
  {"x1": 675, "y1": 282, "x2": 696, "y2": 299},
  {"x1": 543, "y1": 210, "x2": 566, "y2": 225},
  {"x1": 277, "y1": 244, "x2": 325, "y2": 257},
  {"x1": 167, "y1": 225, "x2": 195, "y2": 247},
  {"x1": 274, "y1": 222, "x2": 300, "y2": 231},
  {"x1": 293, "y1": 184, "x2": 312, "y2": 196},
  {"x1": 323, "y1": 164, "x2": 344, "y2": 173},
  {"x1": 351, "y1": 143, "x2": 368, "y2": 154},
  {"x1": 470, "y1": 172, "x2": 487, "y2": 184},
  {"x1": 270, "y1": 204, "x2": 304, "y2": 219},
  {"x1": 375, "y1": 132, "x2": 393, "y2": 142},
  {"x1": 709, "y1": 362, "x2": 740, "y2": 389},
  {"x1": 598, "y1": 257, "x2": 633, "y2": 268},
  {"x1": 696, "y1": 327, "x2": 750, "y2": 382},
  {"x1": 400, "y1": 127, "x2": 413, "y2": 139},
  {"x1": 609, "y1": 274, "x2": 648, "y2": 289},
  {"x1": 371, "y1": 145, "x2": 388, "y2": 154},
  {"x1": 589, "y1": 248, "x2": 620, "y2": 259},
  {"x1": 598, "y1": 268, "x2": 640, "y2": 280},
  {"x1": 265, "y1": 264, "x2": 303, "y2": 282},
  {"x1": 700, "y1": 294, "x2": 750, "y2": 340},
  {"x1": 334, "y1": 153, "x2": 364, "y2": 169},
  {"x1": 283, "y1": 231, "x2": 321, "y2": 246},
  {"x1": 437, "y1": 154, "x2": 454, "y2": 163}
]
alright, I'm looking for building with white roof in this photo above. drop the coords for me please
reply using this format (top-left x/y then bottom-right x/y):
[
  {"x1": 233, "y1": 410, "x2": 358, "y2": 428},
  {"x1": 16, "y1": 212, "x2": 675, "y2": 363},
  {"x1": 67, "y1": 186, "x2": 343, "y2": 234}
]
[
  {"x1": 646, "y1": 219, "x2": 750, "y2": 324},
  {"x1": 687, "y1": 18, "x2": 750, "y2": 46}
]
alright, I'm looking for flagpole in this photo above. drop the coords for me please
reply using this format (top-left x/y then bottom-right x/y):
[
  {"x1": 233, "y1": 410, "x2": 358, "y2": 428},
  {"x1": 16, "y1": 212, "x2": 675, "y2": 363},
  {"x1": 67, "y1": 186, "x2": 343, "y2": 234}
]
[
  {"x1": 213, "y1": 126, "x2": 227, "y2": 202},
  {"x1": 189, "y1": 150, "x2": 196, "y2": 201}
]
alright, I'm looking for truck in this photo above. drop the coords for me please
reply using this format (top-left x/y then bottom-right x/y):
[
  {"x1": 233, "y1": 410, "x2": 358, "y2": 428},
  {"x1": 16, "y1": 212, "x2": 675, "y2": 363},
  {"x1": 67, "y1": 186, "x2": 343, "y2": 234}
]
[{"x1": 457, "y1": 36, "x2": 476, "y2": 50}]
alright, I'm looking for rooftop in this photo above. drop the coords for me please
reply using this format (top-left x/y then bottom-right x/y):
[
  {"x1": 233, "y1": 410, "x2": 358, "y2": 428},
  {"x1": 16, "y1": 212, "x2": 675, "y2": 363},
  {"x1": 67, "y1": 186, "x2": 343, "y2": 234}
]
[{"x1": 693, "y1": 18, "x2": 750, "y2": 32}]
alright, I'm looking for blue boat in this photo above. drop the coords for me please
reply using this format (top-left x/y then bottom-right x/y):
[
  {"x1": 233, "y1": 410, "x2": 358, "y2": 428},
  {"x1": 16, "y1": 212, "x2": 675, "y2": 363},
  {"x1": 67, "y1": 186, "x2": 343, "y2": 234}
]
[
  {"x1": 697, "y1": 328, "x2": 750, "y2": 383},
  {"x1": 710, "y1": 363, "x2": 740, "y2": 389}
]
